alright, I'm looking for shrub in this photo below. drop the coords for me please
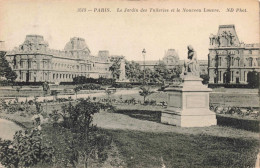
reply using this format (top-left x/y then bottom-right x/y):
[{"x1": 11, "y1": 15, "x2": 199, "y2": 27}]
[
  {"x1": 0, "y1": 129, "x2": 54, "y2": 168},
  {"x1": 28, "y1": 100, "x2": 34, "y2": 105},
  {"x1": 112, "y1": 83, "x2": 133, "y2": 88},
  {"x1": 58, "y1": 99, "x2": 112, "y2": 167},
  {"x1": 68, "y1": 76, "x2": 115, "y2": 85}
]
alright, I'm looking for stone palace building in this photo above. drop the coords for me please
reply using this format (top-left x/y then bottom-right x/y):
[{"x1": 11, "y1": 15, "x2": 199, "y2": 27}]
[
  {"x1": 208, "y1": 25, "x2": 260, "y2": 85},
  {"x1": 5, "y1": 35, "x2": 113, "y2": 83},
  {"x1": 137, "y1": 49, "x2": 208, "y2": 75}
]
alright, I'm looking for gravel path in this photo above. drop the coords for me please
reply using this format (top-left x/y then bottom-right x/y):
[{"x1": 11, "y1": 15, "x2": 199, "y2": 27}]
[{"x1": 0, "y1": 118, "x2": 22, "y2": 140}]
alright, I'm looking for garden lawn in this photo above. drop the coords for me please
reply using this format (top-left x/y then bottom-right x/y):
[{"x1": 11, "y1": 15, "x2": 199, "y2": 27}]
[{"x1": 104, "y1": 129, "x2": 259, "y2": 168}]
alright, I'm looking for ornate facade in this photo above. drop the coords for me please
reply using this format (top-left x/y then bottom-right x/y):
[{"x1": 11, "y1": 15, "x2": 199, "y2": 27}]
[
  {"x1": 138, "y1": 49, "x2": 180, "y2": 70},
  {"x1": 162, "y1": 49, "x2": 180, "y2": 68},
  {"x1": 5, "y1": 35, "x2": 112, "y2": 83},
  {"x1": 137, "y1": 49, "x2": 207, "y2": 75},
  {"x1": 208, "y1": 25, "x2": 260, "y2": 84}
]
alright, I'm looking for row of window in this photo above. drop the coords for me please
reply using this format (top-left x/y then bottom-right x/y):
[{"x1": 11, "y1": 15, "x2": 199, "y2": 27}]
[
  {"x1": 52, "y1": 73, "x2": 89, "y2": 80},
  {"x1": 17, "y1": 61, "x2": 95, "y2": 71},
  {"x1": 214, "y1": 57, "x2": 260, "y2": 67},
  {"x1": 214, "y1": 70, "x2": 250, "y2": 83},
  {"x1": 19, "y1": 72, "x2": 90, "y2": 81}
]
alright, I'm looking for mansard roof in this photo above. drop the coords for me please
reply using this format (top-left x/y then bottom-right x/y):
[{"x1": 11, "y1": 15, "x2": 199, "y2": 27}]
[
  {"x1": 64, "y1": 37, "x2": 90, "y2": 53},
  {"x1": 217, "y1": 24, "x2": 240, "y2": 45}
]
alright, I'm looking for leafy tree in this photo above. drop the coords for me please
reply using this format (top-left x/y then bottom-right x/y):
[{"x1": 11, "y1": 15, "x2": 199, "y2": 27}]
[
  {"x1": 0, "y1": 51, "x2": 17, "y2": 82},
  {"x1": 109, "y1": 57, "x2": 123, "y2": 80},
  {"x1": 139, "y1": 86, "x2": 154, "y2": 103},
  {"x1": 140, "y1": 68, "x2": 153, "y2": 84},
  {"x1": 125, "y1": 60, "x2": 142, "y2": 82},
  {"x1": 64, "y1": 99, "x2": 111, "y2": 167},
  {"x1": 73, "y1": 76, "x2": 87, "y2": 84},
  {"x1": 247, "y1": 71, "x2": 259, "y2": 88}
]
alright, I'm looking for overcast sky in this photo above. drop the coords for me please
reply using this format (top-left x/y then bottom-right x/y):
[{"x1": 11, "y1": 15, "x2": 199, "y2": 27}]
[{"x1": 0, "y1": 0, "x2": 259, "y2": 61}]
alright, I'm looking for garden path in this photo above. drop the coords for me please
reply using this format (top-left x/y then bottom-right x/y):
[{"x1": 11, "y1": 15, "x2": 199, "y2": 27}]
[{"x1": 0, "y1": 118, "x2": 22, "y2": 140}]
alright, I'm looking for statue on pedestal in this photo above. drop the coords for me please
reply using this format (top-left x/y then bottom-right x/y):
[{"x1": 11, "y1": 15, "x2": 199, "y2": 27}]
[{"x1": 183, "y1": 45, "x2": 200, "y2": 76}]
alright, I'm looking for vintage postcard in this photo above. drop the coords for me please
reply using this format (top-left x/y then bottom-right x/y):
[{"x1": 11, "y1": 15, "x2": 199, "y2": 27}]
[{"x1": 0, "y1": 0, "x2": 259, "y2": 167}]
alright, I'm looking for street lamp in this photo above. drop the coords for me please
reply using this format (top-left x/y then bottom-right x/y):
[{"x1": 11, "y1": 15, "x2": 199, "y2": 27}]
[{"x1": 142, "y1": 49, "x2": 146, "y2": 85}]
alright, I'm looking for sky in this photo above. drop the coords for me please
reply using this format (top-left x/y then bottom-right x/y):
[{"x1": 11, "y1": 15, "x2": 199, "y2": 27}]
[{"x1": 0, "y1": 0, "x2": 259, "y2": 61}]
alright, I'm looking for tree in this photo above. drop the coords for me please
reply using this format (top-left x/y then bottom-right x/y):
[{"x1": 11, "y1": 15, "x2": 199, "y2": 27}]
[
  {"x1": 74, "y1": 86, "x2": 81, "y2": 99},
  {"x1": 71, "y1": 99, "x2": 111, "y2": 168},
  {"x1": 51, "y1": 90, "x2": 58, "y2": 101},
  {"x1": 139, "y1": 68, "x2": 153, "y2": 84},
  {"x1": 139, "y1": 86, "x2": 154, "y2": 103},
  {"x1": 0, "y1": 51, "x2": 17, "y2": 82},
  {"x1": 42, "y1": 82, "x2": 49, "y2": 112},
  {"x1": 247, "y1": 71, "x2": 259, "y2": 88},
  {"x1": 16, "y1": 86, "x2": 22, "y2": 98},
  {"x1": 73, "y1": 76, "x2": 87, "y2": 84},
  {"x1": 125, "y1": 60, "x2": 142, "y2": 82},
  {"x1": 109, "y1": 57, "x2": 122, "y2": 80}
]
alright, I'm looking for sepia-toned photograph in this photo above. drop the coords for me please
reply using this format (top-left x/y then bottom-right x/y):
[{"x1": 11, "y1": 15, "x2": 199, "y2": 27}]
[{"x1": 0, "y1": 0, "x2": 259, "y2": 167}]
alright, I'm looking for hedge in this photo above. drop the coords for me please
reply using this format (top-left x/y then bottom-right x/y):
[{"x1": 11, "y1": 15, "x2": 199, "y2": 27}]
[
  {"x1": 112, "y1": 83, "x2": 133, "y2": 88},
  {"x1": 0, "y1": 81, "x2": 45, "y2": 86},
  {"x1": 69, "y1": 76, "x2": 115, "y2": 85},
  {"x1": 208, "y1": 83, "x2": 251, "y2": 88},
  {"x1": 115, "y1": 109, "x2": 161, "y2": 122},
  {"x1": 216, "y1": 115, "x2": 259, "y2": 132}
]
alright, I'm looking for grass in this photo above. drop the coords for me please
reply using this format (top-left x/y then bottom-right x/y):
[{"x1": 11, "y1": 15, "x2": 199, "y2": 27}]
[
  {"x1": 104, "y1": 129, "x2": 259, "y2": 168},
  {"x1": 39, "y1": 125, "x2": 259, "y2": 168},
  {"x1": 1, "y1": 109, "x2": 259, "y2": 168},
  {"x1": 40, "y1": 125, "x2": 125, "y2": 168}
]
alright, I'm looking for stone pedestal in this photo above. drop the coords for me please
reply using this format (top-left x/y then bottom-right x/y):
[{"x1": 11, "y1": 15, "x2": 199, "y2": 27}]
[{"x1": 161, "y1": 74, "x2": 217, "y2": 127}]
